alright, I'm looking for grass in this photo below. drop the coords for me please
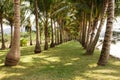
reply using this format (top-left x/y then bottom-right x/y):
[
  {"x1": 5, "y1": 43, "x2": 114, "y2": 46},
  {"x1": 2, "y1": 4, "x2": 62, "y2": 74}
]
[{"x1": 0, "y1": 41, "x2": 120, "y2": 80}]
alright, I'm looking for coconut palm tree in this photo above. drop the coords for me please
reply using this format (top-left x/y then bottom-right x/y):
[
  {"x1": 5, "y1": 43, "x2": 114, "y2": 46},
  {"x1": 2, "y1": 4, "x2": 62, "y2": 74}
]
[
  {"x1": 0, "y1": 0, "x2": 7, "y2": 50},
  {"x1": 4, "y1": 0, "x2": 14, "y2": 48},
  {"x1": 85, "y1": 0, "x2": 108, "y2": 55},
  {"x1": 37, "y1": 0, "x2": 53, "y2": 50},
  {"x1": 50, "y1": 18, "x2": 55, "y2": 48},
  {"x1": 97, "y1": 0, "x2": 114, "y2": 66},
  {"x1": 34, "y1": 0, "x2": 41, "y2": 53},
  {"x1": 25, "y1": 18, "x2": 33, "y2": 45},
  {"x1": 5, "y1": 0, "x2": 21, "y2": 66}
]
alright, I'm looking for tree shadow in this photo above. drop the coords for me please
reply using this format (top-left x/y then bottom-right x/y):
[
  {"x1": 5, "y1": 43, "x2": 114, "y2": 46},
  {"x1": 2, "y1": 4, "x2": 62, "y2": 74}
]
[{"x1": 0, "y1": 41, "x2": 120, "y2": 80}]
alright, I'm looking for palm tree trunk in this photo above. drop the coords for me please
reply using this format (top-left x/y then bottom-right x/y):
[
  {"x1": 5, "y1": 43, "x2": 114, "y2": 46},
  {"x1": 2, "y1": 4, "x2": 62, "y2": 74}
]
[
  {"x1": 84, "y1": 17, "x2": 88, "y2": 49},
  {"x1": 0, "y1": 15, "x2": 6, "y2": 50},
  {"x1": 86, "y1": 0, "x2": 93, "y2": 48},
  {"x1": 54, "y1": 21, "x2": 57, "y2": 45},
  {"x1": 85, "y1": 0, "x2": 108, "y2": 55},
  {"x1": 34, "y1": 0, "x2": 41, "y2": 53},
  {"x1": 89, "y1": 16, "x2": 99, "y2": 44},
  {"x1": 86, "y1": 20, "x2": 91, "y2": 48},
  {"x1": 30, "y1": 26, "x2": 32, "y2": 45},
  {"x1": 57, "y1": 27, "x2": 60, "y2": 45},
  {"x1": 40, "y1": 26, "x2": 42, "y2": 44},
  {"x1": 44, "y1": 16, "x2": 49, "y2": 50},
  {"x1": 97, "y1": 0, "x2": 114, "y2": 66},
  {"x1": 81, "y1": 17, "x2": 84, "y2": 46},
  {"x1": 5, "y1": 0, "x2": 20, "y2": 66},
  {"x1": 59, "y1": 19, "x2": 63, "y2": 44},
  {"x1": 81, "y1": 12, "x2": 86, "y2": 48},
  {"x1": 79, "y1": 22, "x2": 82, "y2": 43},
  {"x1": 9, "y1": 23, "x2": 13, "y2": 48},
  {"x1": 50, "y1": 18, "x2": 55, "y2": 48},
  {"x1": 60, "y1": 26, "x2": 63, "y2": 44}
]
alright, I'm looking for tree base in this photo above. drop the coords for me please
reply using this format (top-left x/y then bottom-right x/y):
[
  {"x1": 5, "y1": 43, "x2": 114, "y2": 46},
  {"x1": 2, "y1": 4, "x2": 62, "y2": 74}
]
[
  {"x1": 1, "y1": 46, "x2": 6, "y2": 50},
  {"x1": 34, "y1": 49, "x2": 41, "y2": 53},
  {"x1": 44, "y1": 43, "x2": 48, "y2": 50},
  {"x1": 30, "y1": 43, "x2": 33, "y2": 46},
  {"x1": 5, "y1": 57, "x2": 19, "y2": 66},
  {"x1": 9, "y1": 45, "x2": 11, "y2": 48},
  {"x1": 34, "y1": 43, "x2": 41, "y2": 53},
  {"x1": 85, "y1": 51, "x2": 93, "y2": 55},
  {"x1": 44, "y1": 47, "x2": 48, "y2": 50},
  {"x1": 97, "y1": 62, "x2": 106, "y2": 66},
  {"x1": 50, "y1": 43, "x2": 55, "y2": 48}
]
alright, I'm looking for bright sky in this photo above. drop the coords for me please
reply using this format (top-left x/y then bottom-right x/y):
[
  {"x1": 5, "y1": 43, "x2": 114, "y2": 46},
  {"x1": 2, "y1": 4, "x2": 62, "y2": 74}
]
[{"x1": 2, "y1": 17, "x2": 120, "y2": 33}]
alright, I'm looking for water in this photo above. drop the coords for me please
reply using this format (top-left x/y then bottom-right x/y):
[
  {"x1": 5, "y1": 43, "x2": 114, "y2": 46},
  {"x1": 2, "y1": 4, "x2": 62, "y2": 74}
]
[
  {"x1": 110, "y1": 41, "x2": 120, "y2": 58},
  {"x1": 97, "y1": 41, "x2": 120, "y2": 59}
]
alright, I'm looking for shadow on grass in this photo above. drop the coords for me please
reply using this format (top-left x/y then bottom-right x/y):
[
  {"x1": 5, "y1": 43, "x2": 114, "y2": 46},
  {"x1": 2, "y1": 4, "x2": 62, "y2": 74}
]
[
  {"x1": 0, "y1": 41, "x2": 120, "y2": 80},
  {"x1": 0, "y1": 49, "x2": 9, "y2": 65}
]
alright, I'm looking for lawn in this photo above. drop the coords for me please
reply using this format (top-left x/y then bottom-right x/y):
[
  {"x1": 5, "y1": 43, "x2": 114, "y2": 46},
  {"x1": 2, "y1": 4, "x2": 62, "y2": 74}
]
[{"x1": 0, "y1": 41, "x2": 120, "y2": 80}]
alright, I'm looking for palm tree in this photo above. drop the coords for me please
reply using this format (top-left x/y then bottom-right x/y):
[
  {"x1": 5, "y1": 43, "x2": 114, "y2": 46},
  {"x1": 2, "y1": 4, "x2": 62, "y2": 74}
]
[
  {"x1": 5, "y1": 0, "x2": 21, "y2": 66},
  {"x1": 0, "y1": 0, "x2": 7, "y2": 50},
  {"x1": 50, "y1": 18, "x2": 55, "y2": 48},
  {"x1": 25, "y1": 18, "x2": 33, "y2": 45},
  {"x1": 0, "y1": 16, "x2": 6, "y2": 50},
  {"x1": 85, "y1": 0, "x2": 108, "y2": 55},
  {"x1": 85, "y1": 0, "x2": 94, "y2": 48},
  {"x1": 7, "y1": 16, "x2": 14, "y2": 48},
  {"x1": 37, "y1": 0, "x2": 53, "y2": 50},
  {"x1": 34, "y1": 0, "x2": 41, "y2": 53},
  {"x1": 97, "y1": 0, "x2": 114, "y2": 66},
  {"x1": 5, "y1": 0, "x2": 14, "y2": 48}
]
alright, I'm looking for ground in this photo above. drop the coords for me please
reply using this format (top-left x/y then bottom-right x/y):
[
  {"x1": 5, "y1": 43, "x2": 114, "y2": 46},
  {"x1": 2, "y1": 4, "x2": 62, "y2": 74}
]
[{"x1": 0, "y1": 41, "x2": 120, "y2": 80}]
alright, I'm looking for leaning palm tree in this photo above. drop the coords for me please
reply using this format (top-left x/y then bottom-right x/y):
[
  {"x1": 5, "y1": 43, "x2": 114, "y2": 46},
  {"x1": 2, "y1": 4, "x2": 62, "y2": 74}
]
[
  {"x1": 85, "y1": 0, "x2": 108, "y2": 55},
  {"x1": 5, "y1": 0, "x2": 21, "y2": 66},
  {"x1": 97, "y1": 0, "x2": 114, "y2": 66}
]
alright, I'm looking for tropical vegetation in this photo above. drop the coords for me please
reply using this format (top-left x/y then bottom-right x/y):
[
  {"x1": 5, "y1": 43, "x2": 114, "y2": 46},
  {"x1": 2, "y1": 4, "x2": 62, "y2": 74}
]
[{"x1": 0, "y1": 0, "x2": 119, "y2": 79}]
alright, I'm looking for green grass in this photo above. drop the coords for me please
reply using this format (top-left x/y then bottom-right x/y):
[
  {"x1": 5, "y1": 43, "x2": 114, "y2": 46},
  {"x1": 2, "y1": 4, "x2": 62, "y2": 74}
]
[{"x1": 0, "y1": 41, "x2": 120, "y2": 80}]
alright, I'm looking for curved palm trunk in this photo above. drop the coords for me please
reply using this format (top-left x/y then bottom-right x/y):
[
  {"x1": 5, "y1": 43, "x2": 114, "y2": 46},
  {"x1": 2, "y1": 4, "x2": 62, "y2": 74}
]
[
  {"x1": 5, "y1": 0, "x2": 20, "y2": 66},
  {"x1": 89, "y1": 16, "x2": 99, "y2": 44},
  {"x1": 34, "y1": 0, "x2": 41, "y2": 53},
  {"x1": 9, "y1": 23, "x2": 13, "y2": 48},
  {"x1": 97, "y1": 0, "x2": 114, "y2": 66},
  {"x1": 85, "y1": 0, "x2": 93, "y2": 48},
  {"x1": 85, "y1": 0, "x2": 108, "y2": 55},
  {"x1": 0, "y1": 15, "x2": 6, "y2": 50}
]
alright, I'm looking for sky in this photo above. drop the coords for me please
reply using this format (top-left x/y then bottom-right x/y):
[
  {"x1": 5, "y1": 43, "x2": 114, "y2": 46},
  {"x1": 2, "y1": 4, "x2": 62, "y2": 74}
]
[{"x1": 1, "y1": 17, "x2": 120, "y2": 34}]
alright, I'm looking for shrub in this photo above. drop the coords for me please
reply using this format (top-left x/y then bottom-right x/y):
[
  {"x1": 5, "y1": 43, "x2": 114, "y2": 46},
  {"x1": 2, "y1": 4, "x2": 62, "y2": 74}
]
[
  {"x1": 20, "y1": 38, "x2": 28, "y2": 46},
  {"x1": 21, "y1": 32, "x2": 29, "y2": 38}
]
